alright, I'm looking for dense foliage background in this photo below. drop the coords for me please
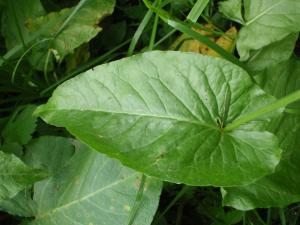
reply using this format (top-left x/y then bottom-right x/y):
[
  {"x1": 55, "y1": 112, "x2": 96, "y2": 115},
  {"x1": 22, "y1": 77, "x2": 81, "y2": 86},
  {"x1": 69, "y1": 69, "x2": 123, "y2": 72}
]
[{"x1": 1, "y1": 0, "x2": 300, "y2": 224}]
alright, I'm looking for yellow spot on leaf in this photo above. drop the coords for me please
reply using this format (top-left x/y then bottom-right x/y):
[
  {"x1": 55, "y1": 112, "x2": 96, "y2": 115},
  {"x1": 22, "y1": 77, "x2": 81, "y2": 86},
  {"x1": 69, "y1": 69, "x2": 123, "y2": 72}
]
[{"x1": 124, "y1": 204, "x2": 131, "y2": 211}]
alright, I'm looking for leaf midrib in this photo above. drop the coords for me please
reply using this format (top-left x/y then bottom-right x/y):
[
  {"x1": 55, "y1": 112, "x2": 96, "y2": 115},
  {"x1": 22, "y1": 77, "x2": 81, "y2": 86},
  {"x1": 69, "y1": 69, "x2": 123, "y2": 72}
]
[{"x1": 39, "y1": 108, "x2": 219, "y2": 130}]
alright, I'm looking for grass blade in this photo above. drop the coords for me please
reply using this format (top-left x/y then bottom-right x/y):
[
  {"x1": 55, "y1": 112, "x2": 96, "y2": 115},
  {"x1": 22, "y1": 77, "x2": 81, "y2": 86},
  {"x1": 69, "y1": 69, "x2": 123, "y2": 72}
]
[
  {"x1": 143, "y1": 0, "x2": 242, "y2": 67},
  {"x1": 54, "y1": 0, "x2": 89, "y2": 38},
  {"x1": 127, "y1": 9, "x2": 153, "y2": 56},
  {"x1": 279, "y1": 208, "x2": 286, "y2": 225},
  {"x1": 128, "y1": 0, "x2": 172, "y2": 56},
  {"x1": 225, "y1": 89, "x2": 300, "y2": 131},
  {"x1": 127, "y1": 175, "x2": 147, "y2": 225},
  {"x1": 11, "y1": 38, "x2": 53, "y2": 83},
  {"x1": 148, "y1": 0, "x2": 161, "y2": 50},
  {"x1": 153, "y1": 186, "x2": 190, "y2": 225},
  {"x1": 187, "y1": 0, "x2": 210, "y2": 22}
]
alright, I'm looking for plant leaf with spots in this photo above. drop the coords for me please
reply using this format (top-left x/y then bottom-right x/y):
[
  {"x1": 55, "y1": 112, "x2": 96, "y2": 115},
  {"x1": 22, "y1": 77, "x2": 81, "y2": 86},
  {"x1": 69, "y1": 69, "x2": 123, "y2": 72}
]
[
  {"x1": 35, "y1": 51, "x2": 282, "y2": 187},
  {"x1": 26, "y1": 0, "x2": 116, "y2": 62},
  {"x1": 23, "y1": 136, "x2": 162, "y2": 225}
]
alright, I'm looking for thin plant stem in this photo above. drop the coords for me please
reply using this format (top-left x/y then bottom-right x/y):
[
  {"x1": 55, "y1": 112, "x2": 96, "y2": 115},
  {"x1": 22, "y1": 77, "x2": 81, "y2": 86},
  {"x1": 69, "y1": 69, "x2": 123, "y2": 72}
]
[
  {"x1": 153, "y1": 29, "x2": 176, "y2": 47},
  {"x1": 267, "y1": 208, "x2": 271, "y2": 225},
  {"x1": 54, "y1": 0, "x2": 88, "y2": 38},
  {"x1": 187, "y1": 0, "x2": 210, "y2": 22},
  {"x1": 128, "y1": 0, "x2": 172, "y2": 56},
  {"x1": 225, "y1": 89, "x2": 300, "y2": 131},
  {"x1": 127, "y1": 174, "x2": 147, "y2": 225},
  {"x1": 175, "y1": 203, "x2": 184, "y2": 225},
  {"x1": 254, "y1": 210, "x2": 267, "y2": 225},
  {"x1": 153, "y1": 185, "x2": 190, "y2": 225},
  {"x1": 128, "y1": 8, "x2": 154, "y2": 56},
  {"x1": 11, "y1": 38, "x2": 53, "y2": 83},
  {"x1": 148, "y1": 0, "x2": 161, "y2": 50},
  {"x1": 279, "y1": 208, "x2": 286, "y2": 225},
  {"x1": 143, "y1": 0, "x2": 242, "y2": 68},
  {"x1": 40, "y1": 39, "x2": 131, "y2": 96},
  {"x1": 43, "y1": 49, "x2": 53, "y2": 84}
]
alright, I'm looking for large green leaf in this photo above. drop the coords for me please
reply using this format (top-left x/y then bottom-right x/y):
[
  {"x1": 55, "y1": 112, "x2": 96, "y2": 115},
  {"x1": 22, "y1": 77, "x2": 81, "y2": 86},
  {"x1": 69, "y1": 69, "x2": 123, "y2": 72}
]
[
  {"x1": 0, "y1": 151, "x2": 47, "y2": 201},
  {"x1": 22, "y1": 136, "x2": 162, "y2": 225},
  {"x1": 27, "y1": 0, "x2": 116, "y2": 60},
  {"x1": 36, "y1": 51, "x2": 282, "y2": 186},
  {"x1": 222, "y1": 58, "x2": 300, "y2": 210},
  {"x1": 220, "y1": 0, "x2": 300, "y2": 60}
]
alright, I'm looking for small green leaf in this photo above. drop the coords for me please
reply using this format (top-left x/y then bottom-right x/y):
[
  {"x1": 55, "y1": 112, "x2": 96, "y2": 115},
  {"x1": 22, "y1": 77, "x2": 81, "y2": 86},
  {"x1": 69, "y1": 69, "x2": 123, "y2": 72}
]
[
  {"x1": 36, "y1": 51, "x2": 282, "y2": 186},
  {"x1": 0, "y1": 151, "x2": 47, "y2": 201}
]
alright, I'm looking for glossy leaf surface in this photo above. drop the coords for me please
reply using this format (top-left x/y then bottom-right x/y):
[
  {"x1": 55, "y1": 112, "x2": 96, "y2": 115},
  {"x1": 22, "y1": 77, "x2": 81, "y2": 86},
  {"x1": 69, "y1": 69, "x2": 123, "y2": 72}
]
[{"x1": 36, "y1": 51, "x2": 282, "y2": 187}]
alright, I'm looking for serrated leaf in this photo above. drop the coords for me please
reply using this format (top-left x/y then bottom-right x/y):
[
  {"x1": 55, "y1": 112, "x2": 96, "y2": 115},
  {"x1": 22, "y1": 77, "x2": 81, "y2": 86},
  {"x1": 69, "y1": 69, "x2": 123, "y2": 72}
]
[
  {"x1": 27, "y1": 0, "x2": 116, "y2": 60},
  {"x1": 0, "y1": 190, "x2": 37, "y2": 217},
  {"x1": 0, "y1": 151, "x2": 47, "y2": 201},
  {"x1": 1, "y1": 105, "x2": 37, "y2": 146},
  {"x1": 220, "y1": 0, "x2": 300, "y2": 60},
  {"x1": 22, "y1": 136, "x2": 162, "y2": 225},
  {"x1": 222, "y1": 58, "x2": 300, "y2": 209},
  {"x1": 35, "y1": 51, "x2": 282, "y2": 186}
]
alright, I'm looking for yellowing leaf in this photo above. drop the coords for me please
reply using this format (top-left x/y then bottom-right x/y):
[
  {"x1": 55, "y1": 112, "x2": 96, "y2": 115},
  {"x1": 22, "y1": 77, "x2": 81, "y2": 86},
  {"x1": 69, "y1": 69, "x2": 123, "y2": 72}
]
[
  {"x1": 170, "y1": 24, "x2": 216, "y2": 52},
  {"x1": 206, "y1": 26, "x2": 237, "y2": 57},
  {"x1": 171, "y1": 24, "x2": 238, "y2": 59}
]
